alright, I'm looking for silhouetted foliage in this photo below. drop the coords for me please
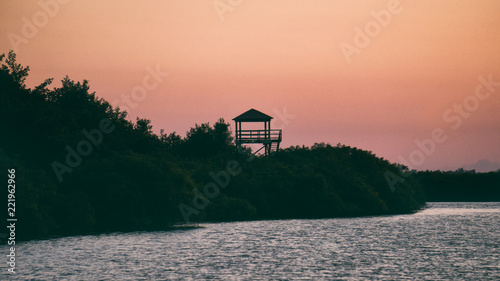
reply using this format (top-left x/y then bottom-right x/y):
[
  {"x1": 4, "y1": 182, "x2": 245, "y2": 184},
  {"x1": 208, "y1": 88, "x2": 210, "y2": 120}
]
[
  {"x1": 2, "y1": 51, "x2": 495, "y2": 242},
  {"x1": 415, "y1": 170, "x2": 500, "y2": 202}
]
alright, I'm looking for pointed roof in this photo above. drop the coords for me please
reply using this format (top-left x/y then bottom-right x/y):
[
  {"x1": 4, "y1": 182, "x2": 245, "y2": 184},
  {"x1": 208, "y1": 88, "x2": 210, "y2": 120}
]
[{"x1": 233, "y1": 108, "x2": 273, "y2": 122}]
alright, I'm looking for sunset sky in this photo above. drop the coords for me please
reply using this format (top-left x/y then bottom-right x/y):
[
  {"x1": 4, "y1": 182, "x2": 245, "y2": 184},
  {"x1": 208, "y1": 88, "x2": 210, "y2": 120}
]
[{"x1": 1, "y1": 0, "x2": 500, "y2": 171}]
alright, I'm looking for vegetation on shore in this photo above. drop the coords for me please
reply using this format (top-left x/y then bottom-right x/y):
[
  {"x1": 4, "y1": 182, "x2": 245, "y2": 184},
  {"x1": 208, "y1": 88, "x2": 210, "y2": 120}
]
[
  {"x1": 0, "y1": 51, "x2": 497, "y2": 241},
  {"x1": 415, "y1": 170, "x2": 500, "y2": 202}
]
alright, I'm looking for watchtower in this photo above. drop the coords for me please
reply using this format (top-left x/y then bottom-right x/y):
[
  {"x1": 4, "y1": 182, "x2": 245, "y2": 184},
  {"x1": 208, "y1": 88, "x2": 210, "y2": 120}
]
[{"x1": 233, "y1": 109, "x2": 282, "y2": 155}]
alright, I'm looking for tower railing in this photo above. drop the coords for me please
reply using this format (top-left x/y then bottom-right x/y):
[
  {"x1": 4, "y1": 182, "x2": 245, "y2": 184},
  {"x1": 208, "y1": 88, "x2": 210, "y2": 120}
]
[{"x1": 236, "y1": 129, "x2": 282, "y2": 143}]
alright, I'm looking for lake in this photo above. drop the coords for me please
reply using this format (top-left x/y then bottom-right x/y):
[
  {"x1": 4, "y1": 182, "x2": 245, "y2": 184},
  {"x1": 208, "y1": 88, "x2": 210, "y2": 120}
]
[{"x1": 2, "y1": 202, "x2": 499, "y2": 280}]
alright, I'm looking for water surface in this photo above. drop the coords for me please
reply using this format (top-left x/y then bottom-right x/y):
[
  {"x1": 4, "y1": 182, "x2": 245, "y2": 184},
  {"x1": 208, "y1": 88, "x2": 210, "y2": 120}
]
[{"x1": 2, "y1": 202, "x2": 499, "y2": 280}]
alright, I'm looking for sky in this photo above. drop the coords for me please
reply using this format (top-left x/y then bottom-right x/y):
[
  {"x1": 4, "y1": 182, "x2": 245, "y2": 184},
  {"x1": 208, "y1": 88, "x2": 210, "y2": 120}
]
[{"x1": 1, "y1": 0, "x2": 500, "y2": 172}]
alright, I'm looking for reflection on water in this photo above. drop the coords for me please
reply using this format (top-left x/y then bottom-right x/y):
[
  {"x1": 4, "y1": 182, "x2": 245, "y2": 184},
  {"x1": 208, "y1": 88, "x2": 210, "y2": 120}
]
[
  {"x1": 2, "y1": 202, "x2": 499, "y2": 280},
  {"x1": 417, "y1": 202, "x2": 500, "y2": 216}
]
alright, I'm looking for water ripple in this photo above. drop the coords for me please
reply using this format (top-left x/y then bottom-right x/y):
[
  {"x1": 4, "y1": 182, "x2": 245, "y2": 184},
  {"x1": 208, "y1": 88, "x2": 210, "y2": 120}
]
[{"x1": 1, "y1": 202, "x2": 499, "y2": 280}]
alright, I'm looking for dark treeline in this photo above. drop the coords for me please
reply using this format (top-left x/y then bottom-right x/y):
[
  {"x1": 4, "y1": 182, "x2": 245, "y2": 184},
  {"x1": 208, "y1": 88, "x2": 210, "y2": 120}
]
[
  {"x1": 0, "y1": 51, "x2": 497, "y2": 241},
  {"x1": 415, "y1": 170, "x2": 500, "y2": 202}
]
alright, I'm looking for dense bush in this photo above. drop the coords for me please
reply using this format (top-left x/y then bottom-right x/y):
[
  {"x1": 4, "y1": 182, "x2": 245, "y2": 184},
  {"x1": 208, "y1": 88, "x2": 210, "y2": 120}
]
[{"x1": 415, "y1": 170, "x2": 500, "y2": 202}]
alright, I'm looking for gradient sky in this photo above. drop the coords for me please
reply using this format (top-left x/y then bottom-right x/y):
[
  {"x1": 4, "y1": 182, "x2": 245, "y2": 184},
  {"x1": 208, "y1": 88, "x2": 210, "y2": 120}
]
[{"x1": 1, "y1": 0, "x2": 500, "y2": 171}]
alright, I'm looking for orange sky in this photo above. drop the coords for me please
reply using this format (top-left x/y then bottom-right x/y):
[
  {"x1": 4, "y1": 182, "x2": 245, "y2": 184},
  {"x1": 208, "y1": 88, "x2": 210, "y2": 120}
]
[{"x1": 1, "y1": 0, "x2": 500, "y2": 171}]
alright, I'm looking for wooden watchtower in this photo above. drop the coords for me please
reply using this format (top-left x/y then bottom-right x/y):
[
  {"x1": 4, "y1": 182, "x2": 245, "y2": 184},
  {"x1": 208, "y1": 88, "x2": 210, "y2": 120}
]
[{"x1": 233, "y1": 109, "x2": 282, "y2": 155}]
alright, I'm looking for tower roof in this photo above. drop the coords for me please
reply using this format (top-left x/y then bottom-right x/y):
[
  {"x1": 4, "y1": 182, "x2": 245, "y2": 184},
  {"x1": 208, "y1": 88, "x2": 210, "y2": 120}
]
[{"x1": 233, "y1": 108, "x2": 273, "y2": 122}]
